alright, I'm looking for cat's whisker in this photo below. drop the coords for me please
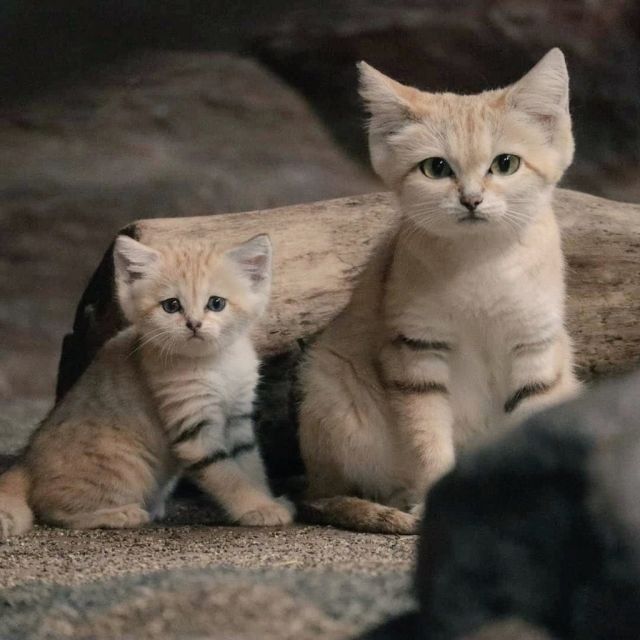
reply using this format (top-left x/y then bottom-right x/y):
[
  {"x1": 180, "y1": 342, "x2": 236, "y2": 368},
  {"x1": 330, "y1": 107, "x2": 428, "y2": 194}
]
[{"x1": 128, "y1": 329, "x2": 175, "y2": 358}]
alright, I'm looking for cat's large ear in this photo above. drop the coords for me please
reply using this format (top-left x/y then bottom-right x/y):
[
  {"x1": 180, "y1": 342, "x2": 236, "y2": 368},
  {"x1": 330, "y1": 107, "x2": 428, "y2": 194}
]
[
  {"x1": 357, "y1": 61, "x2": 419, "y2": 136},
  {"x1": 226, "y1": 234, "x2": 272, "y2": 293},
  {"x1": 114, "y1": 235, "x2": 160, "y2": 284},
  {"x1": 508, "y1": 48, "x2": 570, "y2": 131}
]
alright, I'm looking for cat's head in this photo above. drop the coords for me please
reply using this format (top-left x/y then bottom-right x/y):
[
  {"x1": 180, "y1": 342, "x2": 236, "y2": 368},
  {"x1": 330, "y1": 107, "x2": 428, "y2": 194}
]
[
  {"x1": 359, "y1": 49, "x2": 574, "y2": 238},
  {"x1": 113, "y1": 234, "x2": 272, "y2": 357}
]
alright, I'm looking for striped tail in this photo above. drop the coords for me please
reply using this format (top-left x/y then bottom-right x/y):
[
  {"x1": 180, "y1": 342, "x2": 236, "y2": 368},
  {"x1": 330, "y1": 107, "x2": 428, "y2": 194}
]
[
  {"x1": 298, "y1": 496, "x2": 419, "y2": 534},
  {"x1": 0, "y1": 464, "x2": 33, "y2": 541}
]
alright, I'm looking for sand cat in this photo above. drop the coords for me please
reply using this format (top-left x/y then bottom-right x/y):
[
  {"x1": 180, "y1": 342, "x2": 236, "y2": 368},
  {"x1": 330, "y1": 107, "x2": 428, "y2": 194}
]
[
  {"x1": 0, "y1": 234, "x2": 293, "y2": 539},
  {"x1": 299, "y1": 49, "x2": 580, "y2": 534}
]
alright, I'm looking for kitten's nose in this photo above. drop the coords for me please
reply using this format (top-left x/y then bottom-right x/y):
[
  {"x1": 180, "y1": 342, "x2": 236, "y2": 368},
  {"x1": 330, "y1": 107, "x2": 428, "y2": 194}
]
[
  {"x1": 460, "y1": 193, "x2": 483, "y2": 211},
  {"x1": 186, "y1": 319, "x2": 202, "y2": 332}
]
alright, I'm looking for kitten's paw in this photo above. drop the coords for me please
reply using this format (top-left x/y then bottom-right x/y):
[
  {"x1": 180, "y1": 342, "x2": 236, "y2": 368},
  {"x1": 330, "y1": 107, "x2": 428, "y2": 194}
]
[
  {"x1": 0, "y1": 507, "x2": 33, "y2": 541},
  {"x1": 103, "y1": 505, "x2": 151, "y2": 529},
  {"x1": 62, "y1": 504, "x2": 151, "y2": 530},
  {"x1": 236, "y1": 500, "x2": 294, "y2": 527}
]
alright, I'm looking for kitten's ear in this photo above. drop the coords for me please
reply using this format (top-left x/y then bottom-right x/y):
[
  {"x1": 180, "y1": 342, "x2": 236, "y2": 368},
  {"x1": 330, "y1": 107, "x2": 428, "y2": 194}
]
[
  {"x1": 113, "y1": 235, "x2": 160, "y2": 284},
  {"x1": 226, "y1": 234, "x2": 272, "y2": 291},
  {"x1": 357, "y1": 61, "x2": 419, "y2": 135},
  {"x1": 508, "y1": 48, "x2": 570, "y2": 126}
]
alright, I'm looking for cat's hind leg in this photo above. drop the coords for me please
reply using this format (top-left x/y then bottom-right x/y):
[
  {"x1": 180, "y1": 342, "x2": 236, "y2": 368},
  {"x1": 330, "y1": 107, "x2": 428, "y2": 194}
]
[
  {"x1": 298, "y1": 346, "x2": 420, "y2": 534},
  {"x1": 28, "y1": 420, "x2": 164, "y2": 531}
]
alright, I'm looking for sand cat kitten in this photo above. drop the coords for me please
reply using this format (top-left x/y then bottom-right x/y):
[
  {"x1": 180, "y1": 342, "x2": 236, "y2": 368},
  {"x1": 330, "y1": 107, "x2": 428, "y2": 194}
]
[
  {"x1": 299, "y1": 49, "x2": 580, "y2": 534},
  {"x1": 0, "y1": 234, "x2": 293, "y2": 539}
]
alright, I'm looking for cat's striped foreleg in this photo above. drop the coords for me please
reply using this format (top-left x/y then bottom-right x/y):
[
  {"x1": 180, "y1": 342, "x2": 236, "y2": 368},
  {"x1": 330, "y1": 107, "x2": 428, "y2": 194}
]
[
  {"x1": 379, "y1": 334, "x2": 457, "y2": 507},
  {"x1": 505, "y1": 333, "x2": 580, "y2": 427}
]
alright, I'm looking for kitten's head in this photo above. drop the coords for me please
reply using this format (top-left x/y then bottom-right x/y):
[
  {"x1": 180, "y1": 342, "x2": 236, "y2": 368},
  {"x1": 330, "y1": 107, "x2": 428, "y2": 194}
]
[
  {"x1": 114, "y1": 234, "x2": 272, "y2": 357},
  {"x1": 359, "y1": 49, "x2": 574, "y2": 238}
]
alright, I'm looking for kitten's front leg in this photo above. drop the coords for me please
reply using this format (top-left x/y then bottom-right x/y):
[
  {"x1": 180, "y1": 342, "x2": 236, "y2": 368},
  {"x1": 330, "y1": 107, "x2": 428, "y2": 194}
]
[
  {"x1": 225, "y1": 412, "x2": 270, "y2": 491},
  {"x1": 224, "y1": 411, "x2": 296, "y2": 521},
  {"x1": 170, "y1": 410, "x2": 292, "y2": 526},
  {"x1": 505, "y1": 333, "x2": 581, "y2": 428},
  {"x1": 380, "y1": 334, "x2": 456, "y2": 509},
  {"x1": 191, "y1": 459, "x2": 293, "y2": 526}
]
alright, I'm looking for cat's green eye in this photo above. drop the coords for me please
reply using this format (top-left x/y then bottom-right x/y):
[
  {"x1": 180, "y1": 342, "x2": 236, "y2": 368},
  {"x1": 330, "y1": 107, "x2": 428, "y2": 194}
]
[
  {"x1": 490, "y1": 154, "x2": 521, "y2": 176},
  {"x1": 161, "y1": 298, "x2": 182, "y2": 314},
  {"x1": 207, "y1": 296, "x2": 227, "y2": 312},
  {"x1": 419, "y1": 157, "x2": 454, "y2": 179}
]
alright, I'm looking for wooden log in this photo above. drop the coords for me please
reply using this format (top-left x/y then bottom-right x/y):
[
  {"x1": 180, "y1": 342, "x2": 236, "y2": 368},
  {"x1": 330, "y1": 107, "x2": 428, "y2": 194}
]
[{"x1": 57, "y1": 189, "x2": 640, "y2": 399}]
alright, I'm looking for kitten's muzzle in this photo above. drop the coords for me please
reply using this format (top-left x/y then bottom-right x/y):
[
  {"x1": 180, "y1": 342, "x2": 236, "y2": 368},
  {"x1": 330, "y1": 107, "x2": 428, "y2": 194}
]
[{"x1": 186, "y1": 318, "x2": 203, "y2": 334}]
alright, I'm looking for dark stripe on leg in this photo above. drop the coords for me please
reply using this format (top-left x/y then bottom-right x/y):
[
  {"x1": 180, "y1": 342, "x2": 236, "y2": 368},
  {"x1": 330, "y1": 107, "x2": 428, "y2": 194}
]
[
  {"x1": 231, "y1": 442, "x2": 256, "y2": 457},
  {"x1": 187, "y1": 449, "x2": 229, "y2": 473},
  {"x1": 172, "y1": 420, "x2": 210, "y2": 445},
  {"x1": 504, "y1": 377, "x2": 560, "y2": 414},
  {"x1": 385, "y1": 380, "x2": 449, "y2": 395},
  {"x1": 392, "y1": 335, "x2": 452, "y2": 352}
]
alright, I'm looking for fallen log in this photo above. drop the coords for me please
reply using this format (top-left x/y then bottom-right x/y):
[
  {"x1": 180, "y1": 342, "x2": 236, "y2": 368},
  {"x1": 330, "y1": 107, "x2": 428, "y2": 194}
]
[{"x1": 57, "y1": 189, "x2": 640, "y2": 401}]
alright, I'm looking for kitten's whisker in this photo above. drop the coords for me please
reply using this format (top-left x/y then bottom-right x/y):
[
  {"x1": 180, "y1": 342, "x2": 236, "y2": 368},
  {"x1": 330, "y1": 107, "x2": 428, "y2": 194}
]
[{"x1": 128, "y1": 329, "x2": 175, "y2": 358}]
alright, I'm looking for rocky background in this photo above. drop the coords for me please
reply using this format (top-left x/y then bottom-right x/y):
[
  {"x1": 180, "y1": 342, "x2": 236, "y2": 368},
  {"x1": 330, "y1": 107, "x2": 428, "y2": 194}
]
[{"x1": 2, "y1": 0, "x2": 640, "y2": 404}]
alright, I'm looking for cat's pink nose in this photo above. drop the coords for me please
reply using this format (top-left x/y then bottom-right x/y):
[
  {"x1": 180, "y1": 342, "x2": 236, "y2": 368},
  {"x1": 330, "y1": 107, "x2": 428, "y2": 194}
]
[
  {"x1": 460, "y1": 193, "x2": 483, "y2": 211},
  {"x1": 186, "y1": 319, "x2": 202, "y2": 332}
]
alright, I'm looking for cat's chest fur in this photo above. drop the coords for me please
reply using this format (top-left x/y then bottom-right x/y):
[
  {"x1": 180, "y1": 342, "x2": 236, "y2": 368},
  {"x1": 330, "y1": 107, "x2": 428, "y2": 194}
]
[{"x1": 384, "y1": 216, "x2": 565, "y2": 437}]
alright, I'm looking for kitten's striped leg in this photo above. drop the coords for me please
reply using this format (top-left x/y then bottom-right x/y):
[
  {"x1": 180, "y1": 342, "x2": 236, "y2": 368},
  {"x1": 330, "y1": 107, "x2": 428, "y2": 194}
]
[
  {"x1": 225, "y1": 412, "x2": 269, "y2": 490},
  {"x1": 189, "y1": 457, "x2": 293, "y2": 526},
  {"x1": 225, "y1": 413, "x2": 296, "y2": 521},
  {"x1": 380, "y1": 335, "x2": 456, "y2": 508},
  {"x1": 505, "y1": 334, "x2": 581, "y2": 427},
  {"x1": 170, "y1": 413, "x2": 292, "y2": 526}
]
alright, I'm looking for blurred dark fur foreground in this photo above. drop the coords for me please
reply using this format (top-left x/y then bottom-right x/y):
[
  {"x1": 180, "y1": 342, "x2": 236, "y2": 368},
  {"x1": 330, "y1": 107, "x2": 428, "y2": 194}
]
[{"x1": 363, "y1": 371, "x2": 640, "y2": 640}]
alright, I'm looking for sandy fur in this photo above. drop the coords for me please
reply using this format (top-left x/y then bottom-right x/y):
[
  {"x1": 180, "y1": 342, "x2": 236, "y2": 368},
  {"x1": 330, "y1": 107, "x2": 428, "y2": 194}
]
[
  {"x1": 299, "y1": 49, "x2": 580, "y2": 533},
  {"x1": 0, "y1": 235, "x2": 293, "y2": 540}
]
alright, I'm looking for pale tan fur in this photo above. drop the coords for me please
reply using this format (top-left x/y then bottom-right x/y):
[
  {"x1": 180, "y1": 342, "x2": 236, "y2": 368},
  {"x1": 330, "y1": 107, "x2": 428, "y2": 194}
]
[
  {"x1": 0, "y1": 234, "x2": 293, "y2": 540},
  {"x1": 299, "y1": 49, "x2": 580, "y2": 534}
]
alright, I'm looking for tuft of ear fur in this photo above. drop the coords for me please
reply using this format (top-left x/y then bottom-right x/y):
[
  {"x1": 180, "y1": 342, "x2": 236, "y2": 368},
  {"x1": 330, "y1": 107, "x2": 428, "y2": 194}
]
[
  {"x1": 114, "y1": 236, "x2": 160, "y2": 284},
  {"x1": 114, "y1": 235, "x2": 160, "y2": 320},
  {"x1": 357, "y1": 61, "x2": 419, "y2": 137},
  {"x1": 508, "y1": 48, "x2": 570, "y2": 131},
  {"x1": 225, "y1": 234, "x2": 272, "y2": 291}
]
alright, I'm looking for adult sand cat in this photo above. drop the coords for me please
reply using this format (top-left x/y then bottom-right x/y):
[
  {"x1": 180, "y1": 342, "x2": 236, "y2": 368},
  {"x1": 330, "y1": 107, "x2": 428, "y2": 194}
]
[
  {"x1": 299, "y1": 49, "x2": 580, "y2": 534},
  {"x1": 0, "y1": 234, "x2": 293, "y2": 539}
]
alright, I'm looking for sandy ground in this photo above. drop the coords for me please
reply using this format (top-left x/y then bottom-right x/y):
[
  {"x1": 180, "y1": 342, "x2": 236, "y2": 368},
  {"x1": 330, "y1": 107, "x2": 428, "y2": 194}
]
[
  {"x1": 0, "y1": 523, "x2": 416, "y2": 639},
  {"x1": 0, "y1": 515, "x2": 416, "y2": 639},
  {"x1": 0, "y1": 521, "x2": 416, "y2": 589}
]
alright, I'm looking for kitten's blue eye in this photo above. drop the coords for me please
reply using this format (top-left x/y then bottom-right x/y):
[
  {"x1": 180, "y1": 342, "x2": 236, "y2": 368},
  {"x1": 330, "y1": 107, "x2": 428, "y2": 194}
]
[
  {"x1": 490, "y1": 154, "x2": 521, "y2": 176},
  {"x1": 206, "y1": 296, "x2": 226, "y2": 312},
  {"x1": 161, "y1": 298, "x2": 182, "y2": 314},
  {"x1": 419, "y1": 157, "x2": 454, "y2": 179}
]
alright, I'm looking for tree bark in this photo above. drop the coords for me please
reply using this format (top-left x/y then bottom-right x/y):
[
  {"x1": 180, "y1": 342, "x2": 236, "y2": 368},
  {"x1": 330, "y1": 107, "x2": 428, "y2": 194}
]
[{"x1": 57, "y1": 189, "x2": 640, "y2": 399}]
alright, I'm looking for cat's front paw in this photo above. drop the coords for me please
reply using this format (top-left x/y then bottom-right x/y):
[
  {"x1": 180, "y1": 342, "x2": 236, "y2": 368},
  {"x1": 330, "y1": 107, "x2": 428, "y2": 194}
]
[{"x1": 236, "y1": 498, "x2": 294, "y2": 527}]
